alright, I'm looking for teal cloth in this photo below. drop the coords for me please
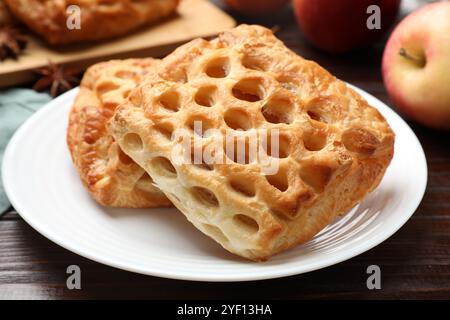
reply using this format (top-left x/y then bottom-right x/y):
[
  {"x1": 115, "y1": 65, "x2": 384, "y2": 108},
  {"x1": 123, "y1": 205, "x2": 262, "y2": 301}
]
[{"x1": 0, "y1": 89, "x2": 51, "y2": 215}]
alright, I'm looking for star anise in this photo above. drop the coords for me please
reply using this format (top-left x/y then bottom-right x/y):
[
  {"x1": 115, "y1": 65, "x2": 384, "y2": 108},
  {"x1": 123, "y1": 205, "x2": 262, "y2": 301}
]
[
  {"x1": 0, "y1": 26, "x2": 28, "y2": 61},
  {"x1": 32, "y1": 61, "x2": 83, "y2": 97}
]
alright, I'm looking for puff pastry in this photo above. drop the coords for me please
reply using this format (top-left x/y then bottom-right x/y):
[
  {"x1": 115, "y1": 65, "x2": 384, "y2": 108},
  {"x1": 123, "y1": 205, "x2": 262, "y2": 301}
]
[
  {"x1": 67, "y1": 59, "x2": 171, "y2": 208},
  {"x1": 4, "y1": 0, "x2": 179, "y2": 44},
  {"x1": 109, "y1": 25, "x2": 395, "y2": 260}
]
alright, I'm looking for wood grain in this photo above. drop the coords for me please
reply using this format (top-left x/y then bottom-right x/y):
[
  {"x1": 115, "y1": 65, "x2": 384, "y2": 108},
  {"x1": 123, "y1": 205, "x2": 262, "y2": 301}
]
[{"x1": 0, "y1": 0, "x2": 449, "y2": 300}]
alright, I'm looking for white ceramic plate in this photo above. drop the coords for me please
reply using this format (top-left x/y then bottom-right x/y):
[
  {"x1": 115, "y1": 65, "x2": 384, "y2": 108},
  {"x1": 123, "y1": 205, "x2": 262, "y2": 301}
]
[{"x1": 2, "y1": 85, "x2": 427, "y2": 282}]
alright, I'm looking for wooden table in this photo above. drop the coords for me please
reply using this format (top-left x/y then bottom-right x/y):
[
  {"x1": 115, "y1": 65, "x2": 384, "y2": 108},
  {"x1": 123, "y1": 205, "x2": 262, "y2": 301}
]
[{"x1": 1, "y1": 0, "x2": 449, "y2": 299}]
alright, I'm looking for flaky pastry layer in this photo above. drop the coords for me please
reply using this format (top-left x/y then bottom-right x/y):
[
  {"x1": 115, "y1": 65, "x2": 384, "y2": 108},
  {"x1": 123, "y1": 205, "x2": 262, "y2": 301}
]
[
  {"x1": 4, "y1": 0, "x2": 179, "y2": 44},
  {"x1": 67, "y1": 59, "x2": 170, "y2": 208},
  {"x1": 109, "y1": 25, "x2": 395, "y2": 260}
]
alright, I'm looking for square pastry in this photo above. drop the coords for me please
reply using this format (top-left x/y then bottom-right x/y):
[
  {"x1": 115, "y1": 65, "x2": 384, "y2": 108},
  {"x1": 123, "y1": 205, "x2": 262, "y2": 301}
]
[
  {"x1": 4, "y1": 0, "x2": 179, "y2": 44},
  {"x1": 67, "y1": 59, "x2": 170, "y2": 208},
  {"x1": 109, "y1": 25, "x2": 395, "y2": 260}
]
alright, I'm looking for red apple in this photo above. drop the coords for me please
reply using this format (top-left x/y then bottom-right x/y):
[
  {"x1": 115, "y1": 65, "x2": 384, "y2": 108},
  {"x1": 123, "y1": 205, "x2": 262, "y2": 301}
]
[
  {"x1": 382, "y1": 2, "x2": 450, "y2": 130},
  {"x1": 224, "y1": 0, "x2": 289, "y2": 16},
  {"x1": 293, "y1": 0, "x2": 401, "y2": 53}
]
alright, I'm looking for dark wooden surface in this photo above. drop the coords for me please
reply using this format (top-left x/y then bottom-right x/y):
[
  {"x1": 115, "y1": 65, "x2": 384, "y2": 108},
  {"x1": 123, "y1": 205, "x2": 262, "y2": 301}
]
[{"x1": 1, "y1": 0, "x2": 449, "y2": 300}]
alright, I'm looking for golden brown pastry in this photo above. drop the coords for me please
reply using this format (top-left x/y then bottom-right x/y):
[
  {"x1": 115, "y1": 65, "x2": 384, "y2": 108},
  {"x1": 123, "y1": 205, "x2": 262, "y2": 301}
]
[
  {"x1": 4, "y1": 0, "x2": 179, "y2": 44},
  {"x1": 109, "y1": 25, "x2": 395, "y2": 260},
  {"x1": 67, "y1": 59, "x2": 171, "y2": 208}
]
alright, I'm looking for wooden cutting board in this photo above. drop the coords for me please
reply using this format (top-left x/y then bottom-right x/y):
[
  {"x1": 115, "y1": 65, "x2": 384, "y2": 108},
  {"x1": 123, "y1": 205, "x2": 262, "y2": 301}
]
[{"x1": 0, "y1": 0, "x2": 235, "y2": 88}]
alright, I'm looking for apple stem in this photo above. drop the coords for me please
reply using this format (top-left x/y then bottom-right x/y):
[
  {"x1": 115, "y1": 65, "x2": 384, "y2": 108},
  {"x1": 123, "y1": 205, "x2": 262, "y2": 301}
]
[
  {"x1": 271, "y1": 25, "x2": 281, "y2": 34},
  {"x1": 399, "y1": 48, "x2": 426, "y2": 67}
]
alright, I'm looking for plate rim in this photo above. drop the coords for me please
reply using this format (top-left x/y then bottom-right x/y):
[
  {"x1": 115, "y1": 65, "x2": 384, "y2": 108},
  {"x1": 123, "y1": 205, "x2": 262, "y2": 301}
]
[{"x1": 2, "y1": 85, "x2": 428, "y2": 282}]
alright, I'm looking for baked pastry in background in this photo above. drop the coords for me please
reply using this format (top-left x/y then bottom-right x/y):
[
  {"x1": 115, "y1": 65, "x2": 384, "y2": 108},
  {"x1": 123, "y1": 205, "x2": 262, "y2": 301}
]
[
  {"x1": 109, "y1": 25, "x2": 395, "y2": 260},
  {"x1": 67, "y1": 59, "x2": 171, "y2": 208},
  {"x1": 4, "y1": 0, "x2": 179, "y2": 44},
  {"x1": 0, "y1": 0, "x2": 16, "y2": 27}
]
